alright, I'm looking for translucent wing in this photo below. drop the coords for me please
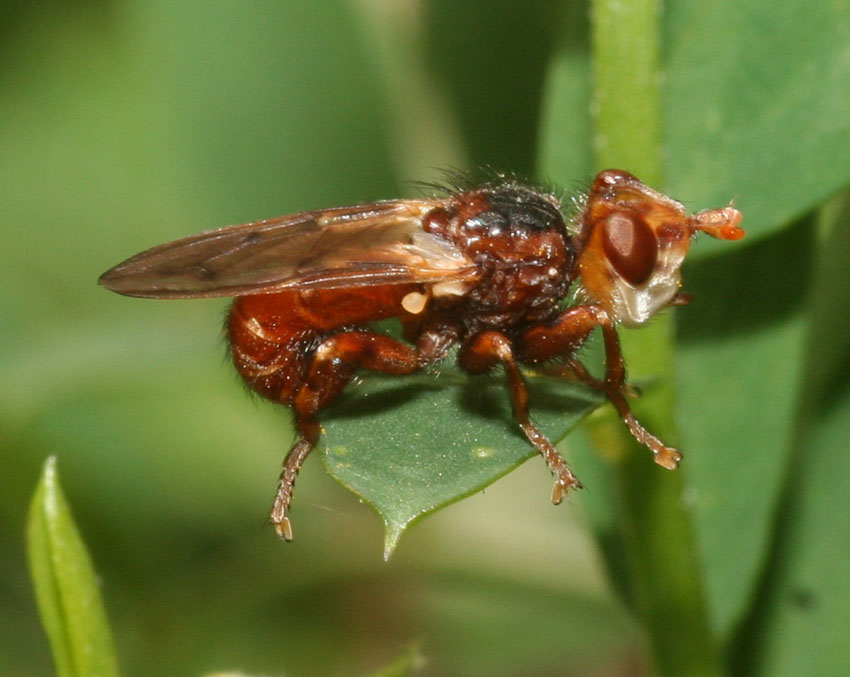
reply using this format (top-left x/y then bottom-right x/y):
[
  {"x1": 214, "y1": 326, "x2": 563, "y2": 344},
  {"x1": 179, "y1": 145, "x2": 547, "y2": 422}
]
[{"x1": 99, "y1": 199, "x2": 477, "y2": 298}]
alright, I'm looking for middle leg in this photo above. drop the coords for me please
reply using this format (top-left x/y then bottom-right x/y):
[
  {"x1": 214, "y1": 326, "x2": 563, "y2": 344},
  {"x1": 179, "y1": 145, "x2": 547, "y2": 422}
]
[{"x1": 458, "y1": 330, "x2": 582, "y2": 504}]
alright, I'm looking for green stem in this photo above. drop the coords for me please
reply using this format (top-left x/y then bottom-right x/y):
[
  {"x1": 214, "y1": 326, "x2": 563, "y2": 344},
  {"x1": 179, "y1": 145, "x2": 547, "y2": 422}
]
[{"x1": 589, "y1": 0, "x2": 720, "y2": 674}]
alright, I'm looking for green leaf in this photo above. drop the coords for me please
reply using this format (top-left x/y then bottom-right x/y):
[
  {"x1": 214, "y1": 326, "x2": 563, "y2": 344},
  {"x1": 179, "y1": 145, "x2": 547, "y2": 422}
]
[
  {"x1": 745, "y1": 390, "x2": 850, "y2": 675},
  {"x1": 26, "y1": 457, "x2": 119, "y2": 677},
  {"x1": 677, "y1": 219, "x2": 811, "y2": 637},
  {"x1": 667, "y1": 0, "x2": 850, "y2": 639},
  {"x1": 537, "y1": 1, "x2": 592, "y2": 187},
  {"x1": 542, "y1": 0, "x2": 850, "y2": 662},
  {"x1": 320, "y1": 362, "x2": 602, "y2": 558},
  {"x1": 666, "y1": 0, "x2": 850, "y2": 251},
  {"x1": 728, "y1": 190, "x2": 850, "y2": 674}
]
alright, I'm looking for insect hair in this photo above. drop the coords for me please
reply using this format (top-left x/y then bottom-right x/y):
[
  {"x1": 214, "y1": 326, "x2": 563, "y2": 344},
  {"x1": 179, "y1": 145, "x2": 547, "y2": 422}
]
[
  {"x1": 411, "y1": 166, "x2": 555, "y2": 199},
  {"x1": 413, "y1": 167, "x2": 591, "y2": 237}
]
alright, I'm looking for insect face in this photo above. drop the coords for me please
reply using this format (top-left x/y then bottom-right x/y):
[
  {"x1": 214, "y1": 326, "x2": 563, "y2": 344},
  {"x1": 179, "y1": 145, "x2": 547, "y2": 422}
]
[{"x1": 577, "y1": 170, "x2": 743, "y2": 327}]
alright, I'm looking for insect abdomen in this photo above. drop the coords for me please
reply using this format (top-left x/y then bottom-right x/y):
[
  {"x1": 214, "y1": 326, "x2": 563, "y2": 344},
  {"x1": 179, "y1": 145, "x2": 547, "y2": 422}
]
[{"x1": 227, "y1": 286, "x2": 418, "y2": 404}]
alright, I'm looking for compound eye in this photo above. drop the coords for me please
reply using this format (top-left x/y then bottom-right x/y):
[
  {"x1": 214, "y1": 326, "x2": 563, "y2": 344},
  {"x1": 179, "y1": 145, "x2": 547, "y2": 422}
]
[{"x1": 601, "y1": 211, "x2": 658, "y2": 286}]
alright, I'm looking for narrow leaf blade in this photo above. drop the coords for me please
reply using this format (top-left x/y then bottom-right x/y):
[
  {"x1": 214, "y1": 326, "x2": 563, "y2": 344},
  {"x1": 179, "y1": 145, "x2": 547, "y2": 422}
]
[{"x1": 26, "y1": 457, "x2": 119, "y2": 677}]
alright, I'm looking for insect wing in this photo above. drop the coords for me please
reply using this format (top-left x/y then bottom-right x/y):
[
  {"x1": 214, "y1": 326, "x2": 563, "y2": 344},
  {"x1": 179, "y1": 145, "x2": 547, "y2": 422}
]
[{"x1": 99, "y1": 199, "x2": 476, "y2": 298}]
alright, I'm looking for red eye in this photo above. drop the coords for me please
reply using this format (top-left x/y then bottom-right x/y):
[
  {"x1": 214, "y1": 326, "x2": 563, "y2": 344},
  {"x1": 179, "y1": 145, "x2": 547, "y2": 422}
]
[{"x1": 601, "y1": 211, "x2": 658, "y2": 285}]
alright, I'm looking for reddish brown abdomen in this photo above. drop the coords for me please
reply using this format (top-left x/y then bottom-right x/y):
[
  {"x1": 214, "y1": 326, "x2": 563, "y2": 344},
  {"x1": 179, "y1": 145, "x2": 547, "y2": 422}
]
[{"x1": 227, "y1": 285, "x2": 416, "y2": 404}]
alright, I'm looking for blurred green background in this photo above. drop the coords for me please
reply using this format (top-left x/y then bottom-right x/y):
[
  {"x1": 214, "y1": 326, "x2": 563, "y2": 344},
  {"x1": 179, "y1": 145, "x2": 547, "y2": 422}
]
[{"x1": 2, "y1": 1, "x2": 850, "y2": 675}]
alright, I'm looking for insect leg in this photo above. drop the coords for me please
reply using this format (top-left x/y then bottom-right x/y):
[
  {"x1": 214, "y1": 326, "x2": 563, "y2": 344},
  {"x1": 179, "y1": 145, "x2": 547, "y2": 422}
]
[
  {"x1": 458, "y1": 330, "x2": 582, "y2": 504},
  {"x1": 271, "y1": 329, "x2": 453, "y2": 540},
  {"x1": 598, "y1": 321, "x2": 682, "y2": 469},
  {"x1": 518, "y1": 305, "x2": 682, "y2": 470},
  {"x1": 539, "y1": 357, "x2": 641, "y2": 399},
  {"x1": 270, "y1": 424, "x2": 317, "y2": 541}
]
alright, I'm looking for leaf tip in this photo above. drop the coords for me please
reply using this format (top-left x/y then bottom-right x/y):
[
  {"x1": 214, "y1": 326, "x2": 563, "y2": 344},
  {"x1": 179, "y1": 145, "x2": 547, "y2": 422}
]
[
  {"x1": 43, "y1": 454, "x2": 58, "y2": 479},
  {"x1": 382, "y1": 523, "x2": 405, "y2": 561}
]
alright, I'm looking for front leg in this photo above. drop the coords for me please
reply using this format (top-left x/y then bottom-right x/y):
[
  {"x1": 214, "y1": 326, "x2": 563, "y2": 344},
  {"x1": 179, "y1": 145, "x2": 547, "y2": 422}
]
[
  {"x1": 518, "y1": 305, "x2": 682, "y2": 470},
  {"x1": 458, "y1": 330, "x2": 581, "y2": 504}
]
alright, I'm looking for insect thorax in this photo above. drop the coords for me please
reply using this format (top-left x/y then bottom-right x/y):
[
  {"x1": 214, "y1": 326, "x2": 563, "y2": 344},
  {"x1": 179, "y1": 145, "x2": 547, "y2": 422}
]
[{"x1": 433, "y1": 183, "x2": 576, "y2": 331}]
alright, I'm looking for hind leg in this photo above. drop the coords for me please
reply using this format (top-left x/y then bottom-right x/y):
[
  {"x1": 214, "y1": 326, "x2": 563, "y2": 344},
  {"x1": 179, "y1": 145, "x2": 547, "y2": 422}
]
[{"x1": 271, "y1": 328, "x2": 455, "y2": 540}]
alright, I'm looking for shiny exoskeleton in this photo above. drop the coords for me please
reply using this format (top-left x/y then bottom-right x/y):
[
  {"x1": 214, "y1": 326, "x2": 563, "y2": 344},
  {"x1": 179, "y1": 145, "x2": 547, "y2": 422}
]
[{"x1": 99, "y1": 170, "x2": 744, "y2": 540}]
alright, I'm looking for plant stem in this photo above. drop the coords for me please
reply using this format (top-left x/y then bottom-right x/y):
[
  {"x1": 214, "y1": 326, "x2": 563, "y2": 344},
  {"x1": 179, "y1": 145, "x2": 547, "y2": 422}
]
[{"x1": 589, "y1": 0, "x2": 720, "y2": 674}]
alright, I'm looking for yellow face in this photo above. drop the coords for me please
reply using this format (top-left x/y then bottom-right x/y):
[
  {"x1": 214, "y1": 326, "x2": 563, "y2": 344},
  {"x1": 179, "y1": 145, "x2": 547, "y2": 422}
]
[{"x1": 576, "y1": 170, "x2": 743, "y2": 327}]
